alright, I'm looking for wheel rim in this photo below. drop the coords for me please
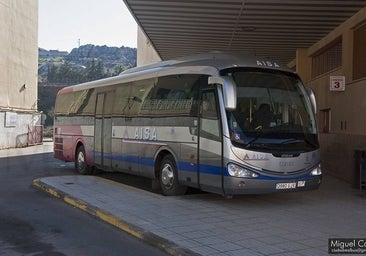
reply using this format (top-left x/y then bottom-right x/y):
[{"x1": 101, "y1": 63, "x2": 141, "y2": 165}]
[
  {"x1": 77, "y1": 151, "x2": 86, "y2": 172},
  {"x1": 161, "y1": 163, "x2": 174, "y2": 189}
]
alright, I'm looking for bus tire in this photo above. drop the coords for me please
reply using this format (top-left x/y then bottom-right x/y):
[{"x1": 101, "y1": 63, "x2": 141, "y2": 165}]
[
  {"x1": 75, "y1": 145, "x2": 91, "y2": 175},
  {"x1": 159, "y1": 155, "x2": 187, "y2": 196}
]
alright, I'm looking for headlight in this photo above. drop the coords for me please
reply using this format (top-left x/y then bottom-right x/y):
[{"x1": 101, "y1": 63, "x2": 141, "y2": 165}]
[
  {"x1": 310, "y1": 164, "x2": 322, "y2": 176},
  {"x1": 228, "y1": 163, "x2": 259, "y2": 178}
]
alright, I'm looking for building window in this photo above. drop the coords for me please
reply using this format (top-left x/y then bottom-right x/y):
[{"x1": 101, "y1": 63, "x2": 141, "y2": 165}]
[
  {"x1": 312, "y1": 38, "x2": 342, "y2": 78},
  {"x1": 353, "y1": 23, "x2": 366, "y2": 80},
  {"x1": 319, "y1": 109, "x2": 331, "y2": 133}
]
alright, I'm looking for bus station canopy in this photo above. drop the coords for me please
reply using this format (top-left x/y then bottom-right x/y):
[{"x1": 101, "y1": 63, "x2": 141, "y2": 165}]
[{"x1": 123, "y1": 0, "x2": 366, "y2": 64}]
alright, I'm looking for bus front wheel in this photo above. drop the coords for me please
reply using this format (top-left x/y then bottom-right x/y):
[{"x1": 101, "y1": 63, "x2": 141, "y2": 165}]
[
  {"x1": 159, "y1": 155, "x2": 187, "y2": 196},
  {"x1": 75, "y1": 145, "x2": 91, "y2": 175}
]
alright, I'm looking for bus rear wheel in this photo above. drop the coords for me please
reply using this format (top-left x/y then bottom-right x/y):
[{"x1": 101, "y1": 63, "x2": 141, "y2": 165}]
[
  {"x1": 75, "y1": 145, "x2": 91, "y2": 175},
  {"x1": 159, "y1": 155, "x2": 187, "y2": 196}
]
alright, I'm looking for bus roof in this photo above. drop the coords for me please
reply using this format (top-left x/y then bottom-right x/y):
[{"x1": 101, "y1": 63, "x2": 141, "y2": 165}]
[
  {"x1": 122, "y1": 51, "x2": 291, "y2": 75},
  {"x1": 58, "y1": 51, "x2": 294, "y2": 94}
]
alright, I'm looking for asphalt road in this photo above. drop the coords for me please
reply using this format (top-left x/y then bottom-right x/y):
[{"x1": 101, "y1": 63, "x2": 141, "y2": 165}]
[{"x1": 0, "y1": 148, "x2": 169, "y2": 256}]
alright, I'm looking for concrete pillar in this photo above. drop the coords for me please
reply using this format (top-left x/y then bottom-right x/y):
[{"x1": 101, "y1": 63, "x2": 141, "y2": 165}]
[
  {"x1": 295, "y1": 48, "x2": 311, "y2": 83},
  {"x1": 137, "y1": 27, "x2": 161, "y2": 66}
]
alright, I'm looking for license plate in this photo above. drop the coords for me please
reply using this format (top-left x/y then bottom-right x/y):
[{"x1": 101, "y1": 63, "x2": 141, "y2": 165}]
[{"x1": 276, "y1": 182, "x2": 297, "y2": 189}]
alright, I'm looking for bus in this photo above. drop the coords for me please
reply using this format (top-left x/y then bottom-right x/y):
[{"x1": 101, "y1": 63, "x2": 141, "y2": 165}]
[{"x1": 53, "y1": 52, "x2": 322, "y2": 196}]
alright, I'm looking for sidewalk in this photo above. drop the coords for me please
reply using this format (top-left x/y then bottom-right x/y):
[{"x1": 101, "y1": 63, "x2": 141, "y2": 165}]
[
  {"x1": 0, "y1": 140, "x2": 53, "y2": 158},
  {"x1": 33, "y1": 171, "x2": 366, "y2": 256}
]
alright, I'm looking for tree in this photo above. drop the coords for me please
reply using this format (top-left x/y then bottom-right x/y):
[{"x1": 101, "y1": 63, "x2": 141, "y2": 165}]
[
  {"x1": 47, "y1": 64, "x2": 58, "y2": 83},
  {"x1": 57, "y1": 61, "x2": 73, "y2": 83},
  {"x1": 112, "y1": 64, "x2": 129, "y2": 76},
  {"x1": 83, "y1": 59, "x2": 107, "y2": 82}
]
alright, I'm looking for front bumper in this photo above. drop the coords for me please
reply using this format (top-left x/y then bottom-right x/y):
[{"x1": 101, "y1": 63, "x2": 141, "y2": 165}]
[{"x1": 223, "y1": 174, "x2": 322, "y2": 195}]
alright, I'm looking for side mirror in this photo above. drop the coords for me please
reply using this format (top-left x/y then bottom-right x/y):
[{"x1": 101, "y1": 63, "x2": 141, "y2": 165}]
[
  {"x1": 306, "y1": 87, "x2": 317, "y2": 114},
  {"x1": 208, "y1": 76, "x2": 236, "y2": 110}
]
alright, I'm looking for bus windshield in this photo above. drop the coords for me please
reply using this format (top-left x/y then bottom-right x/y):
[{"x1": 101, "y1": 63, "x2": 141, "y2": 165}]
[{"x1": 224, "y1": 68, "x2": 319, "y2": 152}]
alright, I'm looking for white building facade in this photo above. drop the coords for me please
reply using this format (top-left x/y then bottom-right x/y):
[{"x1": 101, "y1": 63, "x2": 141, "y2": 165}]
[{"x1": 0, "y1": 0, "x2": 40, "y2": 148}]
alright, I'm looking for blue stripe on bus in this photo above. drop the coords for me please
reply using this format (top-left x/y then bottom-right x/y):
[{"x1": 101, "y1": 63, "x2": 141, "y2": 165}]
[
  {"x1": 111, "y1": 153, "x2": 221, "y2": 175},
  {"x1": 255, "y1": 172, "x2": 313, "y2": 181},
  {"x1": 97, "y1": 152, "x2": 222, "y2": 175},
  {"x1": 111, "y1": 154, "x2": 140, "y2": 165},
  {"x1": 95, "y1": 152, "x2": 314, "y2": 181}
]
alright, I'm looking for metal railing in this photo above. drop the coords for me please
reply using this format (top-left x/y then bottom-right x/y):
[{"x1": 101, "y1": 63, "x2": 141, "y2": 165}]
[{"x1": 28, "y1": 125, "x2": 44, "y2": 146}]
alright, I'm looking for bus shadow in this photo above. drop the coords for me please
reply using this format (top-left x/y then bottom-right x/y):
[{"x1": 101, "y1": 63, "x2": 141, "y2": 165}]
[
  {"x1": 96, "y1": 171, "x2": 206, "y2": 196},
  {"x1": 94, "y1": 171, "x2": 315, "y2": 202}
]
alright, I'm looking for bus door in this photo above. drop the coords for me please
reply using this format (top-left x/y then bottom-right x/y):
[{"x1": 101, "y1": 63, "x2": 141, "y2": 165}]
[
  {"x1": 198, "y1": 90, "x2": 223, "y2": 193},
  {"x1": 94, "y1": 91, "x2": 114, "y2": 169}
]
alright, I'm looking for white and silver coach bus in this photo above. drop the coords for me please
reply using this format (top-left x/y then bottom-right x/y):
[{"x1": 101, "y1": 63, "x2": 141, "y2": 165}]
[{"x1": 54, "y1": 52, "x2": 322, "y2": 196}]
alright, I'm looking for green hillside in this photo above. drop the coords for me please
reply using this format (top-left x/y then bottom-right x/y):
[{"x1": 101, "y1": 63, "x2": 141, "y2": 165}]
[{"x1": 38, "y1": 44, "x2": 137, "y2": 127}]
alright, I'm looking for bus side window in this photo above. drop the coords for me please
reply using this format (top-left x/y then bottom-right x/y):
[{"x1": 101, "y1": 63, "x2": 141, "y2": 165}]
[
  {"x1": 200, "y1": 91, "x2": 220, "y2": 138},
  {"x1": 201, "y1": 92, "x2": 217, "y2": 118},
  {"x1": 142, "y1": 74, "x2": 205, "y2": 116}
]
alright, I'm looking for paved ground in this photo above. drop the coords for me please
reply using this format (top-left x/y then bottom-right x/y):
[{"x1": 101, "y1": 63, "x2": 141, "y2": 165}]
[
  {"x1": 0, "y1": 141, "x2": 170, "y2": 256},
  {"x1": 32, "y1": 156, "x2": 366, "y2": 256},
  {"x1": 3, "y1": 142, "x2": 365, "y2": 256}
]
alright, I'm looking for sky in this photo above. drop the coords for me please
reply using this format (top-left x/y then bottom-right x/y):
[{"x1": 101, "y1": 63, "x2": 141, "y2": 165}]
[{"x1": 38, "y1": 0, "x2": 137, "y2": 52}]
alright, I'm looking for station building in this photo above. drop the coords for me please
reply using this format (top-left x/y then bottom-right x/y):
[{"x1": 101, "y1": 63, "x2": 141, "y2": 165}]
[
  {"x1": 1, "y1": 0, "x2": 366, "y2": 186},
  {"x1": 0, "y1": 0, "x2": 40, "y2": 149},
  {"x1": 294, "y1": 8, "x2": 366, "y2": 185},
  {"x1": 129, "y1": 2, "x2": 366, "y2": 185}
]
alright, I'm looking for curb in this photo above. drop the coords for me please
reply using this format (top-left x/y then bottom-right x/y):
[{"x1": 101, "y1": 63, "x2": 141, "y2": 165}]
[{"x1": 32, "y1": 178, "x2": 200, "y2": 256}]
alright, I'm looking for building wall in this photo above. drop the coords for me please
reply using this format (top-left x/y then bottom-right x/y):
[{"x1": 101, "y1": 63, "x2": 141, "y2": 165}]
[
  {"x1": 0, "y1": 0, "x2": 40, "y2": 148},
  {"x1": 296, "y1": 7, "x2": 366, "y2": 185}
]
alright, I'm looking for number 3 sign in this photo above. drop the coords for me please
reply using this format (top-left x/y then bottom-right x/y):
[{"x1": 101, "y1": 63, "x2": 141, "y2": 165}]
[{"x1": 330, "y1": 76, "x2": 345, "y2": 91}]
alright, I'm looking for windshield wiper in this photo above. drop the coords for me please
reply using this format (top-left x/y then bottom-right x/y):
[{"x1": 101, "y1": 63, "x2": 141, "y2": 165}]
[
  {"x1": 280, "y1": 138, "x2": 301, "y2": 144},
  {"x1": 281, "y1": 137, "x2": 317, "y2": 149},
  {"x1": 304, "y1": 137, "x2": 318, "y2": 148},
  {"x1": 244, "y1": 131, "x2": 264, "y2": 148}
]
